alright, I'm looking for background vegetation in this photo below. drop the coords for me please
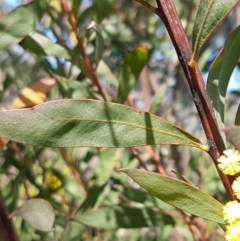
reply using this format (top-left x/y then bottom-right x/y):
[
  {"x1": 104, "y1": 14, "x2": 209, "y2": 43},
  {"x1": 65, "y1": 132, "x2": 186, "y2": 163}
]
[{"x1": 0, "y1": 0, "x2": 240, "y2": 240}]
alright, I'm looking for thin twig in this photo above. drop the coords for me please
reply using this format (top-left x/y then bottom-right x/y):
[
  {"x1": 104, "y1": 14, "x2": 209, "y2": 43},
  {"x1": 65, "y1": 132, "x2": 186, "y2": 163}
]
[
  {"x1": 60, "y1": 0, "x2": 107, "y2": 101},
  {"x1": 145, "y1": 145, "x2": 165, "y2": 175},
  {"x1": 179, "y1": 210, "x2": 206, "y2": 241},
  {"x1": 127, "y1": 95, "x2": 165, "y2": 173},
  {"x1": 129, "y1": 147, "x2": 148, "y2": 170}
]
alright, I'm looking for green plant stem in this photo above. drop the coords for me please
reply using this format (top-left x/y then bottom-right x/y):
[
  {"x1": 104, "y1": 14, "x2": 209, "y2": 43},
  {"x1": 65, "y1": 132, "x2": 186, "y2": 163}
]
[
  {"x1": 0, "y1": 195, "x2": 19, "y2": 241},
  {"x1": 154, "y1": 0, "x2": 235, "y2": 200}
]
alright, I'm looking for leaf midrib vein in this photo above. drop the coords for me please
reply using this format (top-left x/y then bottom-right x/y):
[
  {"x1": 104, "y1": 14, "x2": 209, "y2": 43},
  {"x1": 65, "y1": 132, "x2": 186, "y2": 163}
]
[
  {"x1": 3, "y1": 117, "x2": 199, "y2": 145},
  {"x1": 193, "y1": 0, "x2": 215, "y2": 56},
  {"x1": 145, "y1": 177, "x2": 223, "y2": 222}
]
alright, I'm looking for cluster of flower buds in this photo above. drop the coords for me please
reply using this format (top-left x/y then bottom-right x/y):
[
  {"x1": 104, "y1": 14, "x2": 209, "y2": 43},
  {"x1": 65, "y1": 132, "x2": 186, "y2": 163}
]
[{"x1": 218, "y1": 149, "x2": 240, "y2": 241}]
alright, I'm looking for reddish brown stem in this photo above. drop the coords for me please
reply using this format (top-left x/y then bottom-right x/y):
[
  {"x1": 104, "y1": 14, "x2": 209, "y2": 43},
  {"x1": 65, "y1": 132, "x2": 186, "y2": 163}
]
[
  {"x1": 0, "y1": 195, "x2": 19, "y2": 241},
  {"x1": 179, "y1": 210, "x2": 206, "y2": 241},
  {"x1": 127, "y1": 95, "x2": 165, "y2": 173},
  {"x1": 145, "y1": 145, "x2": 165, "y2": 175},
  {"x1": 129, "y1": 147, "x2": 148, "y2": 170},
  {"x1": 60, "y1": 0, "x2": 107, "y2": 101},
  {"x1": 154, "y1": 0, "x2": 235, "y2": 200}
]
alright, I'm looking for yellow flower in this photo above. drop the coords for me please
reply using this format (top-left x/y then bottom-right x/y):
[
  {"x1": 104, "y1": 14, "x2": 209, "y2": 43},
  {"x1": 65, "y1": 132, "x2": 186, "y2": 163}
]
[
  {"x1": 223, "y1": 201, "x2": 240, "y2": 225},
  {"x1": 232, "y1": 177, "x2": 240, "y2": 200},
  {"x1": 45, "y1": 172, "x2": 62, "y2": 190},
  {"x1": 60, "y1": 166, "x2": 71, "y2": 176},
  {"x1": 225, "y1": 222, "x2": 240, "y2": 241},
  {"x1": 217, "y1": 149, "x2": 240, "y2": 175}
]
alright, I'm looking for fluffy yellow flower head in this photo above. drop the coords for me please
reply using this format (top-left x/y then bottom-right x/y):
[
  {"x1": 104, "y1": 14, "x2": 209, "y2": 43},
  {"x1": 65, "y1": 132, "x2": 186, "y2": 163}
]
[
  {"x1": 223, "y1": 201, "x2": 240, "y2": 225},
  {"x1": 232, "y1": 177, "x2": 240, "y2": 200},
  {"x1": 218, "y1": 149, "x2": 240, "y2": 175},
  {"x1": 225, "y1": 222, "x2": 240, "y2": 241}
]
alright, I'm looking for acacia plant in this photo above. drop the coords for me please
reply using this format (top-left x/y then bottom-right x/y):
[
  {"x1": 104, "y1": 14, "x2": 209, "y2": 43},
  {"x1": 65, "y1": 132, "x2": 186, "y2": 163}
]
[{"x1": 0, "y1": 0, "x2": 240, "y2": 240}]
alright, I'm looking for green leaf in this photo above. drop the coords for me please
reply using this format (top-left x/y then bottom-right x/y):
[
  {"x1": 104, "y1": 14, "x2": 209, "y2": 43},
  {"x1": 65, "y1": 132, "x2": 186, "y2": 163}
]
[
  {"x1": 0, "y1": 1, "x2": 45, "y2": 53},
  {"x1": 192, "y1": 0, "x2": 239, "y2": 59},
  {"x1": 62, "y1": 221, "x2": 86, "y2": 241},
  {"x1": 0, "y1": 99, "x2": 206, "y2": 149},
  {"x1": 120, "y1": 169, "x2": 224, "y2": 224},
  {"x1": 95, "y1": 0, "x2": 112, "y2": 23},
  {"x1": 207, "y1": 26, "x2": 240, "y2": 143},
  {"x1": 74, "y1": 206, "x2": 175, "y2": 228},
  {"x1": 86, "y1": 25, "x2": 104, "y2": 66},
  {"x1": 13, "y1": 198, "x2": 55, "y2": 232},
  {"x1": 54, "y1": 73, "x2": 95, "y2": 99},
  {"x1": 94, "y1": 149, "x2": 117, "y2": 186},
  {"x1": 225, "y1": 126, "x2": 240, "y2": 149},
  {"x1": 22, "y1": 32, "x2": 85, "y2": 73},
  {"x1": 77, "y1": 185, "x2": 106, "y2": 214},
  {"x1": 97, "y1": 60, "x2": 118, "y2": 87},
  {"x1": 117, "y1": 47, "x2": 148, "y2": 103},
  {"x1": 149, "y1": 84, "x2": 166, "y2": 114}
]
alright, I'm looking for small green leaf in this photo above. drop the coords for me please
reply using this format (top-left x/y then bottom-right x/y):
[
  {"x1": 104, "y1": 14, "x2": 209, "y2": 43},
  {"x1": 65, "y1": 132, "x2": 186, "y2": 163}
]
[
  {"x1": 62, "y1": 221, "x2": 85, "y2": 241},
  {"x1": 117, "y1": 47, "x2": 148, "y2": 103},
  {"x1": 0, "y1": 1, "x2": 44, "y2": 53},
  {"x1": 86, "y1": 25, "x2": 104, "y2": 66},
  {"x1": 54, "y1": 73, "x2": 95, "y2": 99},
  {"x1": 23, "y1": 32, "x2": 85, "y2": 73},
  {"x1": 97, "y1": 60, "x2": 118, "y2": 87},
  {"x1": 149, "y1": 84, "x2": 166, "y2": 114},
  {"x1": 94, "y1": 149, "x2": 117, "y2": 186},
  {"x1": 207, "y1": 26, "x2": 240, "y2": 143},
  {"x1": 225, "y1": 126, "x2": 240, "y2": 149},
  {"x1": 13, "y1": 198, "x2": 55, "y2": 232},
  {"x1": 192, "y1": 0, "x2": 239, "y2": 59},
  {"x1": 120, "y1": 169, "x2": 224, "y2": 224},
  {"x1": 77, "y1": 185, "x2": 106, "y2": 214},
  {"x1": 0, "y1": 99, "x2": 206, "y2": 149},
  {"x1": 95, "y1": 0, "x2": 112, "y2": 23},
  {"x1": 74, "y1": 206, "x2": 175, "y2": 228}
]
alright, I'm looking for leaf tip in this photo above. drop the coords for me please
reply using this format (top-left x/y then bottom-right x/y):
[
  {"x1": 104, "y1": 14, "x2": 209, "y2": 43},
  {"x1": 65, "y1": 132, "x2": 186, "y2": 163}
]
[{"x1": 117, "y1": 168, "x2": 129, "y2": 173}]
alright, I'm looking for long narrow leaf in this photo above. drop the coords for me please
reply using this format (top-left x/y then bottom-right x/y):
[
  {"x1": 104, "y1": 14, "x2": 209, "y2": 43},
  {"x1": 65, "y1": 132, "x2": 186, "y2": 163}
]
[
  {"x1": 117, "y1": 47, "x2": 148, "y2": 103},
  {"x1": 0, "y1": 1, "x2": 46, "y2": 53},
  {"x1": 207, "y1": 26, "x2": 240, "y2": 143},
  {"x1": 192, "y1": 0, "x2": 239, "y2": 59},
  {"x1": 121, "y1": 169, "x2": 224, "y2": 224},
  {"x1": 0, "y1": 99, "x2": 206, "y2": 149},
  {"x1": 23, "y1": 32, "x2": 85, "y2": 73}
]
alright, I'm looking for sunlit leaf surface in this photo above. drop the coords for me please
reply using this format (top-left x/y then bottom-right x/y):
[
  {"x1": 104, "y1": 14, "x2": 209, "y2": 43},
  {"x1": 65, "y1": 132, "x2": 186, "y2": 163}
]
[
  {"x1": 0, "y1": 99, "x2": 205, "y2": 149},
  {"x1": 0, "y1": 1, "x2": 45, "y2": 53}
]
